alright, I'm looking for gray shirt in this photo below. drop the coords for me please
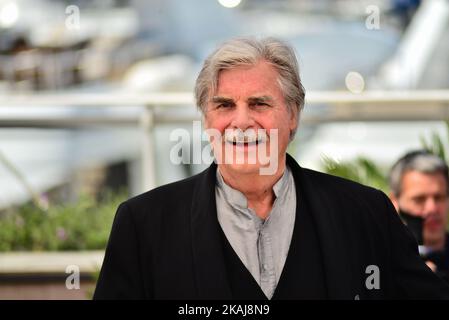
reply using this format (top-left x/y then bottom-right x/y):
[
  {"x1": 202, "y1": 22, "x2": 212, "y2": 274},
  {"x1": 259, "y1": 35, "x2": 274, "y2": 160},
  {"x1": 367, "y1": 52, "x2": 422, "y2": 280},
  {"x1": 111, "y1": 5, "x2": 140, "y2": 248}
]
[{"x1": 215, "y1": 166, "x2": 296, "y2": 299}]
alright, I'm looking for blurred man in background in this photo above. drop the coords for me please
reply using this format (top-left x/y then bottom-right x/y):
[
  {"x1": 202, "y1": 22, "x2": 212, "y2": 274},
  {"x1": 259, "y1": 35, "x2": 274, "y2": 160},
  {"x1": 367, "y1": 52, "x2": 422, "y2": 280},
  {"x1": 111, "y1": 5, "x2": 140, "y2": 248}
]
[{"x1": 389, "y1": 150, "x2": 449, "y2": 282}]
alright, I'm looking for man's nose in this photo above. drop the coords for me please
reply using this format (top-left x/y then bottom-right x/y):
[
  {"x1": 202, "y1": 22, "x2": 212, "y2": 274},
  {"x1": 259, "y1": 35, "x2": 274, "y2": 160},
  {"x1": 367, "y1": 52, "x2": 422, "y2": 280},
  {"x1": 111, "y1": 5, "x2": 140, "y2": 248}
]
[
  {"x1": 422, "y1": 198, "x2": 438, "y2": 217},
  {"x1": 230, "y1": 105, "x2": 255, "y2": 130}
]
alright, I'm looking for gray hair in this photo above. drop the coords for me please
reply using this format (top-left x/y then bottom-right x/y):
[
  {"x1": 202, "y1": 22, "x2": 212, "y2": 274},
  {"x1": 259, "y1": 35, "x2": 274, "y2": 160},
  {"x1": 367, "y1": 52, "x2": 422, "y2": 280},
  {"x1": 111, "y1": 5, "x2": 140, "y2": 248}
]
[
  {"x1": 389, "y1": 150, "x2": 449, "y2": 197},
  {"x1": 194, "y1": 37, "x2": 305, "y2": 138}
]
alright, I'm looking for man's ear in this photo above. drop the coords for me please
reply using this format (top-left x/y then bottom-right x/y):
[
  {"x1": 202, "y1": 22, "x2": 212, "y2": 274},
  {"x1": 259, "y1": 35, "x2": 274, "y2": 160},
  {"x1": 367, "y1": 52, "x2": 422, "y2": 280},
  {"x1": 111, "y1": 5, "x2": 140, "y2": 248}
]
[
  {"x1": 289, "y1": 106, "x2": 298, "y2": 131},
  {"x1": 389, "y1": 192, "x2": 400, "y2": 212},
  {"x1": 202, "y1": 112, "x2": 209, "y2": 130}
]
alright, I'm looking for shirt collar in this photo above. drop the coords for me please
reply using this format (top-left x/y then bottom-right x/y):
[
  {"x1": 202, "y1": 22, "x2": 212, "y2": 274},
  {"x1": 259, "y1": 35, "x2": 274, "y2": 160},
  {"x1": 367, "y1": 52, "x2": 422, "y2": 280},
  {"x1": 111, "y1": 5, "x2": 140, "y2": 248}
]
[{"x1": 216, "y1": 165, "x2": 291, "y2": 210}]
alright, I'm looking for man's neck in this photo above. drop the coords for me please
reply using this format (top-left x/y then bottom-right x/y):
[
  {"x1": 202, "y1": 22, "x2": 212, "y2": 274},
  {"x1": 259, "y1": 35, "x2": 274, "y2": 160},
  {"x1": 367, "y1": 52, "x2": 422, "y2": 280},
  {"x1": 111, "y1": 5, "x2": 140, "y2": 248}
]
[{"x1": 218, "y1": 159, "x2": 286, "y2": 219}]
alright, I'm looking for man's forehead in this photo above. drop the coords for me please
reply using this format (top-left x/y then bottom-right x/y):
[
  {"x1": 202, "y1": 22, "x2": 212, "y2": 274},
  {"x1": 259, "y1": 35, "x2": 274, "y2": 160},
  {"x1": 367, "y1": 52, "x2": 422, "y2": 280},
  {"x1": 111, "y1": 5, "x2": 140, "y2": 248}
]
[
  {"x1": 401, "y1": 171, "x2": 448, "y2": 194},
  {"x1": 214, "y1": 62, "x2": 281, "y2": 89},
  {"x1": 210, "y1": 95, "x2": 275, "y2": 102},
  {"x1": 403, "y1": 170, "x2": 446, "y2": 182}
]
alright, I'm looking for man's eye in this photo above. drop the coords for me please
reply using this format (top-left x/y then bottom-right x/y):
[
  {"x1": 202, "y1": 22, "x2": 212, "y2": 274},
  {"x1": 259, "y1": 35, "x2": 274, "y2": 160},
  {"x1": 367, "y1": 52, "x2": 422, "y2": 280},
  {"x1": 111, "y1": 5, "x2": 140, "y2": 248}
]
[
  {"x1": 217, "y1": 103, "x2": 232, "y2": 109},
  {"x1": 413, "y1": 197, "x2": 426, "y2": 205},
  {"x1": 250, "y1": 102, "x2": 268, "y2": 108}
]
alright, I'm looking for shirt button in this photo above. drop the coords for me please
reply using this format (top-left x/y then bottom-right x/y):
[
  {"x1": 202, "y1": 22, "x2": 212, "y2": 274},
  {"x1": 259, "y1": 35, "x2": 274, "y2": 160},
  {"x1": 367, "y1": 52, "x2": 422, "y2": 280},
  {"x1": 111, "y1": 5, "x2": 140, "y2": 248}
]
[{"x1": 262, "y1": 264, "x2": 268, "y2": 271}]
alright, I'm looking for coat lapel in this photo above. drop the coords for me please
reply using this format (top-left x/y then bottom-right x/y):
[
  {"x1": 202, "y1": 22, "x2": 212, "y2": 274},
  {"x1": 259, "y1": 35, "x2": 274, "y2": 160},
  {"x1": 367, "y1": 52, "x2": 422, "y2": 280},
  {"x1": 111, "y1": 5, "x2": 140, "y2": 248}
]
[
  {"x1": 287, "y1": 154, "x2": 353, "y2": 299},
  {"x1": 190, "y1": 161, "x2": 232, "y2": 299}
]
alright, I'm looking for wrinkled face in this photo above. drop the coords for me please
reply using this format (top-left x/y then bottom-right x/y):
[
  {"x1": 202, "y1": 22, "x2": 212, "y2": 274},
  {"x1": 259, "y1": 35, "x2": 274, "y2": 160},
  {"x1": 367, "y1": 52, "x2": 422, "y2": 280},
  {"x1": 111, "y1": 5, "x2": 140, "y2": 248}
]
[
  {"x1": 393, "y1": 171, "x2": 448, "y2": 244},
  {"x1": 203, "y1": 60, "x2": 297, "y2": 175}
]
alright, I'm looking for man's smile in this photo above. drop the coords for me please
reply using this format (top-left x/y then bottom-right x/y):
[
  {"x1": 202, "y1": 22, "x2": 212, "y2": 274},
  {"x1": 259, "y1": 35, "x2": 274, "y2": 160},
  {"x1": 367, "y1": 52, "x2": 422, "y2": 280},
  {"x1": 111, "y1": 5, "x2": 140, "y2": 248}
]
[{"x1": 223, "y1": 129, "x2": 268, "y2": 147}]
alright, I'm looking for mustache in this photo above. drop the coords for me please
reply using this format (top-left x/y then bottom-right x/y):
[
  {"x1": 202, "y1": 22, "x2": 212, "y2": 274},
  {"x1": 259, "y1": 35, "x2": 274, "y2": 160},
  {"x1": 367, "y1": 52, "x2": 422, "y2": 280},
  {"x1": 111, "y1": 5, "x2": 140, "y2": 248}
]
[{"x1": 223, "y1": 129, "x2": 268, "y2": 144}]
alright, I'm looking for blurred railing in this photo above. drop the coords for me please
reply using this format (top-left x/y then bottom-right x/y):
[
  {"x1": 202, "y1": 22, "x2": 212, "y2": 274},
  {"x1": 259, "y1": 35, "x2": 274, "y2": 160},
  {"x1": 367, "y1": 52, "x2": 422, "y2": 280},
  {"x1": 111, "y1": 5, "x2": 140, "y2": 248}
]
[{"x1": 1, "y1": 90, "x2": 449, "y2": 191}]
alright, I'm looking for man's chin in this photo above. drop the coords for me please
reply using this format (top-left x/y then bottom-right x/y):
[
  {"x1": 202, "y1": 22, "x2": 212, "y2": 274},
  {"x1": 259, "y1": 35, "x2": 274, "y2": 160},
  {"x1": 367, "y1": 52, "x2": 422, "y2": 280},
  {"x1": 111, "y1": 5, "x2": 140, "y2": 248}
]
[
  {"x1": 220, "y1": 162, "x2": 264, "y2": 175},
  {"x1": 424, "y1": 225, "x2": 445, "y2": 243}
]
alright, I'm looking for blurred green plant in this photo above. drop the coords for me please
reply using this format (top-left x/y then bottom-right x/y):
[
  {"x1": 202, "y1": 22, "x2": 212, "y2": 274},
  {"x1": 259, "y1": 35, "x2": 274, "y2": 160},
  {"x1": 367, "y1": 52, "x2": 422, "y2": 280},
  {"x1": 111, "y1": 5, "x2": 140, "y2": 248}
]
[
  {"x1": 322, "y1": 155, "x2": 389, "y2": 193},
  {"x1": 420, "y1": 122, "x2": 449, "y2": 162},
  {"x1": 0, "y1": 190, "x2": 127, "y2": 252},
  {"x1": 322, "y1": 122, "x2": 449, "y2": 193}
]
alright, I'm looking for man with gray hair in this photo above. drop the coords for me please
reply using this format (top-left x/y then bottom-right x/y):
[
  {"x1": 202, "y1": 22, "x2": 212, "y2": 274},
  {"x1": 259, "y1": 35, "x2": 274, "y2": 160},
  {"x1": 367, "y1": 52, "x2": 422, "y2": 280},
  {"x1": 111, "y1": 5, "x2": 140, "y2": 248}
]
[
  {"x1": 94, "y1": 37, "x2": 449, "y2": 300},
  {"x1": 389, "y1": 150, "x2": 449, "y2": 282}
]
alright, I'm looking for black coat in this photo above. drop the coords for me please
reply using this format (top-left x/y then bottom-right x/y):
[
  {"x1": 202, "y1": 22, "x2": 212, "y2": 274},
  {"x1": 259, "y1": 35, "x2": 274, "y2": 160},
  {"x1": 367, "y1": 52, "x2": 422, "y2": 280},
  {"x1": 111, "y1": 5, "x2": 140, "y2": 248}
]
[{"x1": 94, "y1": 154, "x2": 449, "y2": 299}]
